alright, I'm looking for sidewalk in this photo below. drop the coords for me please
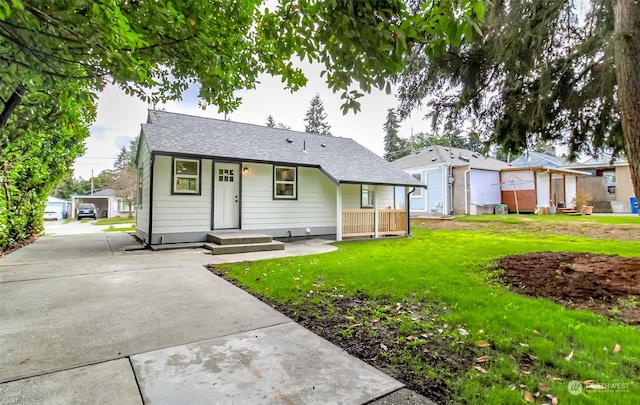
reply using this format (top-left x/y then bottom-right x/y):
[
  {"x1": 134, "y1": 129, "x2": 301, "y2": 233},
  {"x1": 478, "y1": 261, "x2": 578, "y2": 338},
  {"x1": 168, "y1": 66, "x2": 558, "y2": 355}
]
[{"x1": 0, "y1": 230, "x2": 406, "y2": 404}]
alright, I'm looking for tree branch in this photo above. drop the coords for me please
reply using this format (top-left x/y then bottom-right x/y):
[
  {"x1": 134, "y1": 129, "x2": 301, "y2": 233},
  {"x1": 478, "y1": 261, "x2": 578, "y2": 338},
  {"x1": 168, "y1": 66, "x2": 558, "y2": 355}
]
[{"x1": 0, "y1": 83, "x2": 27, "y2": 129}]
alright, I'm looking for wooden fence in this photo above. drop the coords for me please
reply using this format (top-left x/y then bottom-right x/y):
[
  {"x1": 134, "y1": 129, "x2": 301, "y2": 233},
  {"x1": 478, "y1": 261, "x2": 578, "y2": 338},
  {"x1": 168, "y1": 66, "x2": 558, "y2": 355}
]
[{"x1": 342, "y1": 209, "x2": 407, "y2": 238}]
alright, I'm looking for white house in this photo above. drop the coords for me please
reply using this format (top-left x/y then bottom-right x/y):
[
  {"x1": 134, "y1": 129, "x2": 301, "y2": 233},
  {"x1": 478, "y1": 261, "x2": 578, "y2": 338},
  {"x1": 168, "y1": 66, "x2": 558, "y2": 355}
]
[
  {"x1": 135, "y1": 110, "x2": 424, "y2": 246},
  {"x1": 391, "y1": 145, "x2": 510, "y2": 215},
  {"x1": 71, "y1": 189, "x2": 134, "y2": 219},
  {"x1": 45, "y1": 196, "x2": 69, "y2": 220}
]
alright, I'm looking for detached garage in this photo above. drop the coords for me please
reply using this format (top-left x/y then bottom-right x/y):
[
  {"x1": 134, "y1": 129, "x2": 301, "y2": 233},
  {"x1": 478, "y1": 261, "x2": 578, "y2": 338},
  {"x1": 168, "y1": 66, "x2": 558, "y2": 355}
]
[{"x1": 45, "y1": 196, "x2": 69, "y2": 220}]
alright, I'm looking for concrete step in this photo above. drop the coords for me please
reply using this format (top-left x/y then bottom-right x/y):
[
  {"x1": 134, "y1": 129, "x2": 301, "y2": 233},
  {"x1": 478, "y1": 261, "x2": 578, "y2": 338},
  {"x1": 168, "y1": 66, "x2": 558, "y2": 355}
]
[
  {"x1": 207, "y1": 232, "x2": 273, "y2": 245},
  {"x1": 203, "y1": 241, "x2": 285, "y2": 255}
]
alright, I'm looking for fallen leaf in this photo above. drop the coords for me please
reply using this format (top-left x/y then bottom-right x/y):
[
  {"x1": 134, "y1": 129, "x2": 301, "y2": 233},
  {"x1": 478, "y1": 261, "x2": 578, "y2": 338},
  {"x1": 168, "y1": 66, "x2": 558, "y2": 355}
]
[
  {"x1": 411, "y1": 317, "x2": 420, "y2": 322},
  {"x1": 350, "y1": 323, "x2": 362, "y2": 328},
  {"x1": 614, "y1": 344, "x2": 621, "y2": 353},
  {"x1": 438, "y1": 329, "x2": 443, "y2": 334},
  {"x1": 603, "y1": 346, "x2": 608, "y2": 351},
  {"x1": 473, "y1": 366, "x2": 487, "y2": 374},
  {"x1": 538, "y1": 382, "x2": 550, "y2": 392},
  {"x1": 523, "y1": 391, "x2": 534, "y2": 403},
  {"x1": 372, "y1": 318, "x2": 380, "y2": 323},
  {"x1": 395, "y1": 302, "x2": 402, "y2": 311},
  {"x1": 565, "y1": 350, "x2": 574, "y2": 361},
  {"x1": 344, "y1": 316, "x2": 355, "y2": 320},
  {"x1": 406, "y1": 335, "x2": 415, "y2": 341},
  {"x1": 479, "y1": 329, "x2": 485, "y2": 334},
  {"x1": 476, "y1": 340, "x2": 491, "y2": 348},
  {"x1": 533, "y1": 329, "x2": 540, "y2": 335},
  {"x1": 476, "y1": 355, "x2": 490, "y2": 363},
  {"x1": 518, "y1": 384, "x2": 527, "y2": 389},
  {"x1": 420, "y1": 334, "x2": 429, "y2": 339},
  {"x1": 546, "y1": 375, "x2": 563, "y2": 382},
  {"x1": 458, "y1": 328, "x2": 469, "y2": 336},
  {"x1": 380, "y1": 343, "x2": 388, "y2": 351},
  {"x1": 519, "y1": 343, "x2": 529, "y2": 347}
]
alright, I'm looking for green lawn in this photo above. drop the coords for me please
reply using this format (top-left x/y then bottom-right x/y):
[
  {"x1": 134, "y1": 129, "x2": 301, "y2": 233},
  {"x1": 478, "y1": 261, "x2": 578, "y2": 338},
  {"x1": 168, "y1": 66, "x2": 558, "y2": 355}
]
[
  {"x1": 93, "y1": 217, "x2": 136, "y2": 225},
  {"x1": 214, "y1": 224, "x2": 640, "y2": 404},
  {"x1": 101, "y1": 226, "x2": 135, "y2": 232}
]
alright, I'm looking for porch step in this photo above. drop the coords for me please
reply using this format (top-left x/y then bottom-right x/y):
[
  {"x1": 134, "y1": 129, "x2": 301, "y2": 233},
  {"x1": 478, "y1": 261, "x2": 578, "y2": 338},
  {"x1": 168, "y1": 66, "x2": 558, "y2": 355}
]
[
  {"x1": 203, "y1": 241, "x2": 285, "y2": 255},
  {"x1": 207, "y1": 232, "x2": 273, "y2": 245}
]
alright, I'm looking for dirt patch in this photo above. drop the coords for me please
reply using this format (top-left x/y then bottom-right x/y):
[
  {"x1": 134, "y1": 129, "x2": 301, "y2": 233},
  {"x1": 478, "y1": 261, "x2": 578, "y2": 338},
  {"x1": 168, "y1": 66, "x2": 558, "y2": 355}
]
[
  {"x1": 1, "y1": 233, "x2": 40, "y2": 257},
  {"x1": 413, "y1": 217, "x2": 640, "y2": 241},
  {"x1": 496, "y1": 252, "x2": 640, "y2": 324}
]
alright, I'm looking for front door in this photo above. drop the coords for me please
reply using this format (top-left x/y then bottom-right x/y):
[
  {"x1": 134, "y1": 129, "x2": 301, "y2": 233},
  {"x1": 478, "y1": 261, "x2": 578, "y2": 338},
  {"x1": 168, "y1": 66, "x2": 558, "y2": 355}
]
[{"x1": 213, "y1": 163, "x2": 240, "y2": 229}]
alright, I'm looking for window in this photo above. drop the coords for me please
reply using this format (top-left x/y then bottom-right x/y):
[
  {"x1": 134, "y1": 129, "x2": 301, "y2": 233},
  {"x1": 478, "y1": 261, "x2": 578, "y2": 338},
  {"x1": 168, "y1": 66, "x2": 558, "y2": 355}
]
[
  {"x1": 217, "y1": 167, "x2": 235, "y2": 183},
  {"x1": 411, "y1": 172, "x2": 423, "y2": 197},
  {"x1": 173, "y1": 158, "x2": 201, "y2": 194},
  {"x1": 274, "y1": 166, "x2": 297, "y2": 199},
  {"x1": 137, "y1": 167, "x2": 143, "y2": 207},
  {"x1": 117, "y1": 199, "x2": 130, "y2": 212},
  {"x1": 361, "y1": 185, "x2": 375, "y2": 208}
]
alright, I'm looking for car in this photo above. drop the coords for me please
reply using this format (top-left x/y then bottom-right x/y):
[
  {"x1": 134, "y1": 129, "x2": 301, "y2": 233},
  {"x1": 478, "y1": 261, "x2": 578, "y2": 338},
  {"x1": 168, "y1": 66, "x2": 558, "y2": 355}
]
[
  {"x1": 43, "y1": 211, "x2": 58, "y2": 221},
  {"x1": 76, "y1": 203, "x2": 98, "y2": 220}
]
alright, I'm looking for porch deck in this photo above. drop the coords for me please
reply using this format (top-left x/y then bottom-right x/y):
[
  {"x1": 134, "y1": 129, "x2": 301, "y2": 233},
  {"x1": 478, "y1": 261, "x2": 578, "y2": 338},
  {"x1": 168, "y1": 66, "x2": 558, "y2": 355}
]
[{"x1": 342, "y1": 209, "x2": 407, "y2": 238}]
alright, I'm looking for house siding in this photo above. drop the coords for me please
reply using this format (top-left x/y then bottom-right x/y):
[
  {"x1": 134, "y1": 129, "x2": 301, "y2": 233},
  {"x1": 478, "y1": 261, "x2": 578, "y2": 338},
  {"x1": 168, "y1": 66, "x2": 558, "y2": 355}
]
[
  {"x1": 135, "y1": 136, "x2": 152, "y2": 242},
  {"x1": 152, "y1": 156, "x2": 212, "y2": 234},
  {"x1": 241, "y1": 163, "x2": 337, "y2": 234}
]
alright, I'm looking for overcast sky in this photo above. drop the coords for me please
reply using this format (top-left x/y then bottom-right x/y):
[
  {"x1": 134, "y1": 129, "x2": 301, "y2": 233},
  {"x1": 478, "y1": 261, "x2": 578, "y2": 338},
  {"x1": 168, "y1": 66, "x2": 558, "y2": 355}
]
[{"x1": 72, "y1": 62, "x2": 433, "y2": 179}]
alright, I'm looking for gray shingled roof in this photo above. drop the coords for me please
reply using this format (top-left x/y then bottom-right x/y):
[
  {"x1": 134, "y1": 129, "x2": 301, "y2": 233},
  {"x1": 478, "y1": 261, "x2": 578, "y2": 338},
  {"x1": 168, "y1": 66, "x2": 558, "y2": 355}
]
[
  {"x1": 391, "y1": 145, "x2": 510, "y2": 171},
  {"x1": 141, "y1": 110, "x2": 424, "y2": 187},
  {"x1": 511, "y1": 151, "x2": 571, "y2": 168}
]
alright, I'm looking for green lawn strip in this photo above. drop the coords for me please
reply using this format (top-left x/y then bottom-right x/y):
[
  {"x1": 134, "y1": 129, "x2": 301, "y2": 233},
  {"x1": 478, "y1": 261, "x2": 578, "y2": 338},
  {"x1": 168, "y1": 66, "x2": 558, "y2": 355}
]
[
  {"x1": 101, "y1": 226, "x2": 135, "y2": 232},
  {"x1": 93, "y1": 217, "x2": 136, "y2": 225},
  {"x1": 215, "y1": 228, "x2": 640, "y2": 404},
  {"x1": 456, "y1": 214, "x2": 640, "y2": 225}
]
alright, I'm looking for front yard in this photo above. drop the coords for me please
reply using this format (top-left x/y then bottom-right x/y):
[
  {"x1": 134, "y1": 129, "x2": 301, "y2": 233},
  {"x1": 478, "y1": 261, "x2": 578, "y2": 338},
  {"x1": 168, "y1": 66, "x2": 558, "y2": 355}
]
[{"x1": 210, "y1": 215, "x2": 640, "y2": 404}]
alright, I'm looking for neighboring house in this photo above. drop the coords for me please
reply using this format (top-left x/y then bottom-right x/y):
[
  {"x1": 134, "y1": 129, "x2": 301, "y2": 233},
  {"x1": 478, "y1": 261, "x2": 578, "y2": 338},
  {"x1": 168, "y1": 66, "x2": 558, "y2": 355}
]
[
  {"x1": 510, "y1": 146, "x2": 571, "y2": 168},
  {"x1": 135, "y1": 110, "x2": 424, "y2": 245},
  {"x1": 45, "y1": 196, "x2": 69, "y2": 220},
  {"x1": 499, "y1": 167, "x2": 589, "y2": 213},
  {"x1": 71, "y1": 189, "x2": 134, "y2": 219},
  {"x1": 562, "y1": 156, "x2": 636, "y2": 213},
  {"x1": 391, "y1": 145, "x2": 510, "y2": 215}
]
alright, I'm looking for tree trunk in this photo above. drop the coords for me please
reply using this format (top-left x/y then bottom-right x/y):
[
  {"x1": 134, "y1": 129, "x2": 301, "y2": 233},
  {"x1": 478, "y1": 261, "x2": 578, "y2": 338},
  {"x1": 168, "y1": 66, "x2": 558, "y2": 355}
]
[
  {"x1": 613, "y1": 0, "x2": 640, "y2": 215},
  {"x1": 0, "y1": 84, "x2": 27, "y2": 129}
]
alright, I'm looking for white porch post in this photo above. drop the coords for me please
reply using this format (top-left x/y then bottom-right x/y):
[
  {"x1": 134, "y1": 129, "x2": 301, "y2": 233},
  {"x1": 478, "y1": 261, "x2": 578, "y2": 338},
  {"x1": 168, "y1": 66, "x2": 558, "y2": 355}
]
[
  {"x1": 374, "y1": 185, "x2": 379, "y2": 238},
  {"x1": 336, "y1": 184, "x2": 342, "y2": 241}
]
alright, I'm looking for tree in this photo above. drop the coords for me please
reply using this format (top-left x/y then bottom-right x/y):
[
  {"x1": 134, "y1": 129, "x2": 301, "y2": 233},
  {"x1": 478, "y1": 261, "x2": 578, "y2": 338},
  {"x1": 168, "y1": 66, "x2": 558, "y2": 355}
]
[
  {"x1": 396, "y1": 0, "x2": 640, "y2": 211},
  {"x1": 383, "y1": 109, "x2": 409, "y2": 161},
  {"x1": 112, "y1": 167, "x2": 137, "y2": 219},
  {"x1": 266, "y1": 115, "x2": 276, "y2": 128},
  {"x1": 0, "y1": 0, "x2": 484, "y2": 249},
  {"x1": 304, "y1": 94, "x2": 332, "y2": 136},
  {"x1": 276, "y1": 122, "x2": 291, "y2": 130}
]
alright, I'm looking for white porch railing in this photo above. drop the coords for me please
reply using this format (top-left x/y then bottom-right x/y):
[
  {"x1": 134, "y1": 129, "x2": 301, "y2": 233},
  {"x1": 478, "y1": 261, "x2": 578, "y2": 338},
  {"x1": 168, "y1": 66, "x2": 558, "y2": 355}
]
[{"x1": 342, "y1": 209, "x2": 407, "y2": 238}]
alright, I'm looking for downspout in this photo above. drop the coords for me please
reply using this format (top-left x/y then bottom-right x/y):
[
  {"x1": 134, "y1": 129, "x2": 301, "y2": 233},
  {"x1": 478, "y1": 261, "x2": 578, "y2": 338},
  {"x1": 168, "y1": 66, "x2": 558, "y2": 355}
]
[
  {"x1": 464, "y1": 167, "x2": 471, "y2": 215},
  {"x1": 147, "y1": 154, "x2": 155, "y2": 247},
  {"x1": 406, "y1": 187, "x2": 415, "y2": 237}
]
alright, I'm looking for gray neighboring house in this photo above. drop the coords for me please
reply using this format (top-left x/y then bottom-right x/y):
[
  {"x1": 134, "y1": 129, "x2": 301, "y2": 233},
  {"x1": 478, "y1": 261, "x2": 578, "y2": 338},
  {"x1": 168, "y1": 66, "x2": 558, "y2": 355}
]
[
  {"x1": 510, "y1": 146, "x2": 571, "y2": 168},
  {"x1": 392, "y1": 145, "x2": 510, "y2": 215},
  {"x1": 135, "y1": 110, "x2": 424, "y2": 245}
]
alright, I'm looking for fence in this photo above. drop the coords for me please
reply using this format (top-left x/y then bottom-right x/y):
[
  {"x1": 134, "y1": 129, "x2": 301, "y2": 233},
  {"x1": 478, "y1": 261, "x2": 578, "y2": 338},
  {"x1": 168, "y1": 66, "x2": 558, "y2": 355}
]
[{"x1": 342, "y1": 209, "x2": 407, "y2": 238}]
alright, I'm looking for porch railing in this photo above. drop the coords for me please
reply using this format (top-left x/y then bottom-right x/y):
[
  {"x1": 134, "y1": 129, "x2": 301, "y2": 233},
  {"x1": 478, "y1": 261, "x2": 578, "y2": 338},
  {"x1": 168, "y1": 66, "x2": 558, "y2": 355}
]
[{"x1": 342, "y1": 209, "x2": 407, "y2": 238}]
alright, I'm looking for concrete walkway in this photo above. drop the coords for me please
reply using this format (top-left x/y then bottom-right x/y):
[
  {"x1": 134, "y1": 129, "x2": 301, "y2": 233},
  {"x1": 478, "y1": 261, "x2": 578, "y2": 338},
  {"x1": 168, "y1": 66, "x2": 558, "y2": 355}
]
[{"x1": 0, "y1": 223, "x2": 409, "y2": 404}]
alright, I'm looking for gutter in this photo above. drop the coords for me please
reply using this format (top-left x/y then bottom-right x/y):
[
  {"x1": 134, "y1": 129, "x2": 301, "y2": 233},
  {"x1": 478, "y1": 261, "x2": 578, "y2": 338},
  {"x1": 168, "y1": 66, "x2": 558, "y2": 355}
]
[
  {"x1": 464, "y1": 167, "x2": 471, "y2": 215},
  {"x1": 406, "y1": 187, "x2": 416, "y2": 237},
  {"x1": 147, "y1": 154, "x2": 155, "y2": 247}
]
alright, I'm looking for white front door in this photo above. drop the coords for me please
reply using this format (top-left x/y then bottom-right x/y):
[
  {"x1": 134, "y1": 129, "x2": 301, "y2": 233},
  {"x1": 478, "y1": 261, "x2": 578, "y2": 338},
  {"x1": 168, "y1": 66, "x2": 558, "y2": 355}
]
[{"x1": 213, "y1": 163, "x2": 240, "y2": 229}]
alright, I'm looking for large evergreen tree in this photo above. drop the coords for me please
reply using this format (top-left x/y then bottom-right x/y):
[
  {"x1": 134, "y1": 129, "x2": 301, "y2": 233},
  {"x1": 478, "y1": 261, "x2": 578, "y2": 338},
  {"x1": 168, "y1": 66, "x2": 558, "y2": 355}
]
[
  {"x1": 304, "y1": 94, "x2": 332, "y2": 136},
  {"x1": 396, "y1": 0, "x2": 640, "y2": 210},
  {"x1": 383, "y1": 109, "x2": 408, "y2": 160}
]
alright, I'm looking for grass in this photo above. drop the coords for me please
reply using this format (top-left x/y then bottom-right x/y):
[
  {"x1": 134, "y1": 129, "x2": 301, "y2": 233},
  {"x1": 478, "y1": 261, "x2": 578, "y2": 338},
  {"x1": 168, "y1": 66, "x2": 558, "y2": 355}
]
[
  {"x1": 93, "y1": 217, "x2": 136, "y2": 225},
  {"x1": 101, "y1": 226, "x2": 135, "y2": 232},
  {"x1": 456, "y1": 213, "x2": 640, "y2": 225},
  {"x1": 214, "y1": 226, "x2": 640, "y2": 404}
]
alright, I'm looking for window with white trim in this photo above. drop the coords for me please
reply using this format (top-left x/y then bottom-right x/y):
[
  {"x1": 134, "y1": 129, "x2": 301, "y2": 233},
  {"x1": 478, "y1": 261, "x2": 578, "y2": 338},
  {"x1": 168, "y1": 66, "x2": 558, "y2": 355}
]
[
  {"x1": 274, "y1": 166, "x2": 296, "y2": 199},
  {"x1": 411, "y1": 172, "x2": 423, "y2": 197},
  {"x1": 173, "y1": 158, "x2": 200, "y2": 194},
  {"x1": 361, "y1": 185, "x2": 375, "y2": 208}
]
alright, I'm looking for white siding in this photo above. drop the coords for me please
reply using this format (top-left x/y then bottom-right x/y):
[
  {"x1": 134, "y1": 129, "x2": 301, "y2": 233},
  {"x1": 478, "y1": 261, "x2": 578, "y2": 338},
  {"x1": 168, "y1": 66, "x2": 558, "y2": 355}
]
[
  {"x1": 565, "y1": 175, "x2": 577, "y2": 208},
  {"x1": 470, "y1": 170, "x2": 502, "y2": 205},
  {"x1": 152, "y1": 156, "x2": 212, "y2": 233},
  {"x1": 341, "y1": 184, "x2": 361, "y2": 209},
  {"x1": 241, "y1": 163, "x2": 336, "y2": 230},
  {"x1": 135, "y1": 136, "x2": 152, "y2": 239},
  {"x1": 375, "y1": 185, "x2": 395, "y2": 208}
]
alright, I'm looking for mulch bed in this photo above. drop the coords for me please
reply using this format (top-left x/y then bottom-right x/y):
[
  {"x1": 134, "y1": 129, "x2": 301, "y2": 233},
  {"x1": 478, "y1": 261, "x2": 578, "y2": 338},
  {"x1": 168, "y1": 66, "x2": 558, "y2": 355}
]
[{"x1": 496, "y1": 252, "x2": 640, "y2": 324}]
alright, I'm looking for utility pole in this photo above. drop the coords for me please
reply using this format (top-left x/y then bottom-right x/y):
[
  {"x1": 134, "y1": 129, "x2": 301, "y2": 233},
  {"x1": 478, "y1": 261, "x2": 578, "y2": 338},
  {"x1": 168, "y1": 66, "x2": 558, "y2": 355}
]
[{"x1": 91, "y1": 169, "x2": 94, "y2": 194}]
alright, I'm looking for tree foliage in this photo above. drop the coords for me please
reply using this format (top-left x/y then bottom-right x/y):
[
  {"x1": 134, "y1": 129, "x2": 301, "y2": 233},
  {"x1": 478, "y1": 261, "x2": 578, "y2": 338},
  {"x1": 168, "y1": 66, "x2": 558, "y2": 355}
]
[
  {"x1": 266, "y1": 115, "x2": 276, "y2": 128},
  {"x1": 304, "y1": 94, "x2": 332, "y2": 136}
]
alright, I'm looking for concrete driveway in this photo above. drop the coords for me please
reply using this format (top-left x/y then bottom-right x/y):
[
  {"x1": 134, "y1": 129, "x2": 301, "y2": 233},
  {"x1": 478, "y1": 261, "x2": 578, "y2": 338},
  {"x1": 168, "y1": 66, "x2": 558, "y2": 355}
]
[{"x1": 0, "y1": 225, "x2": 406, "y2": 404}]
